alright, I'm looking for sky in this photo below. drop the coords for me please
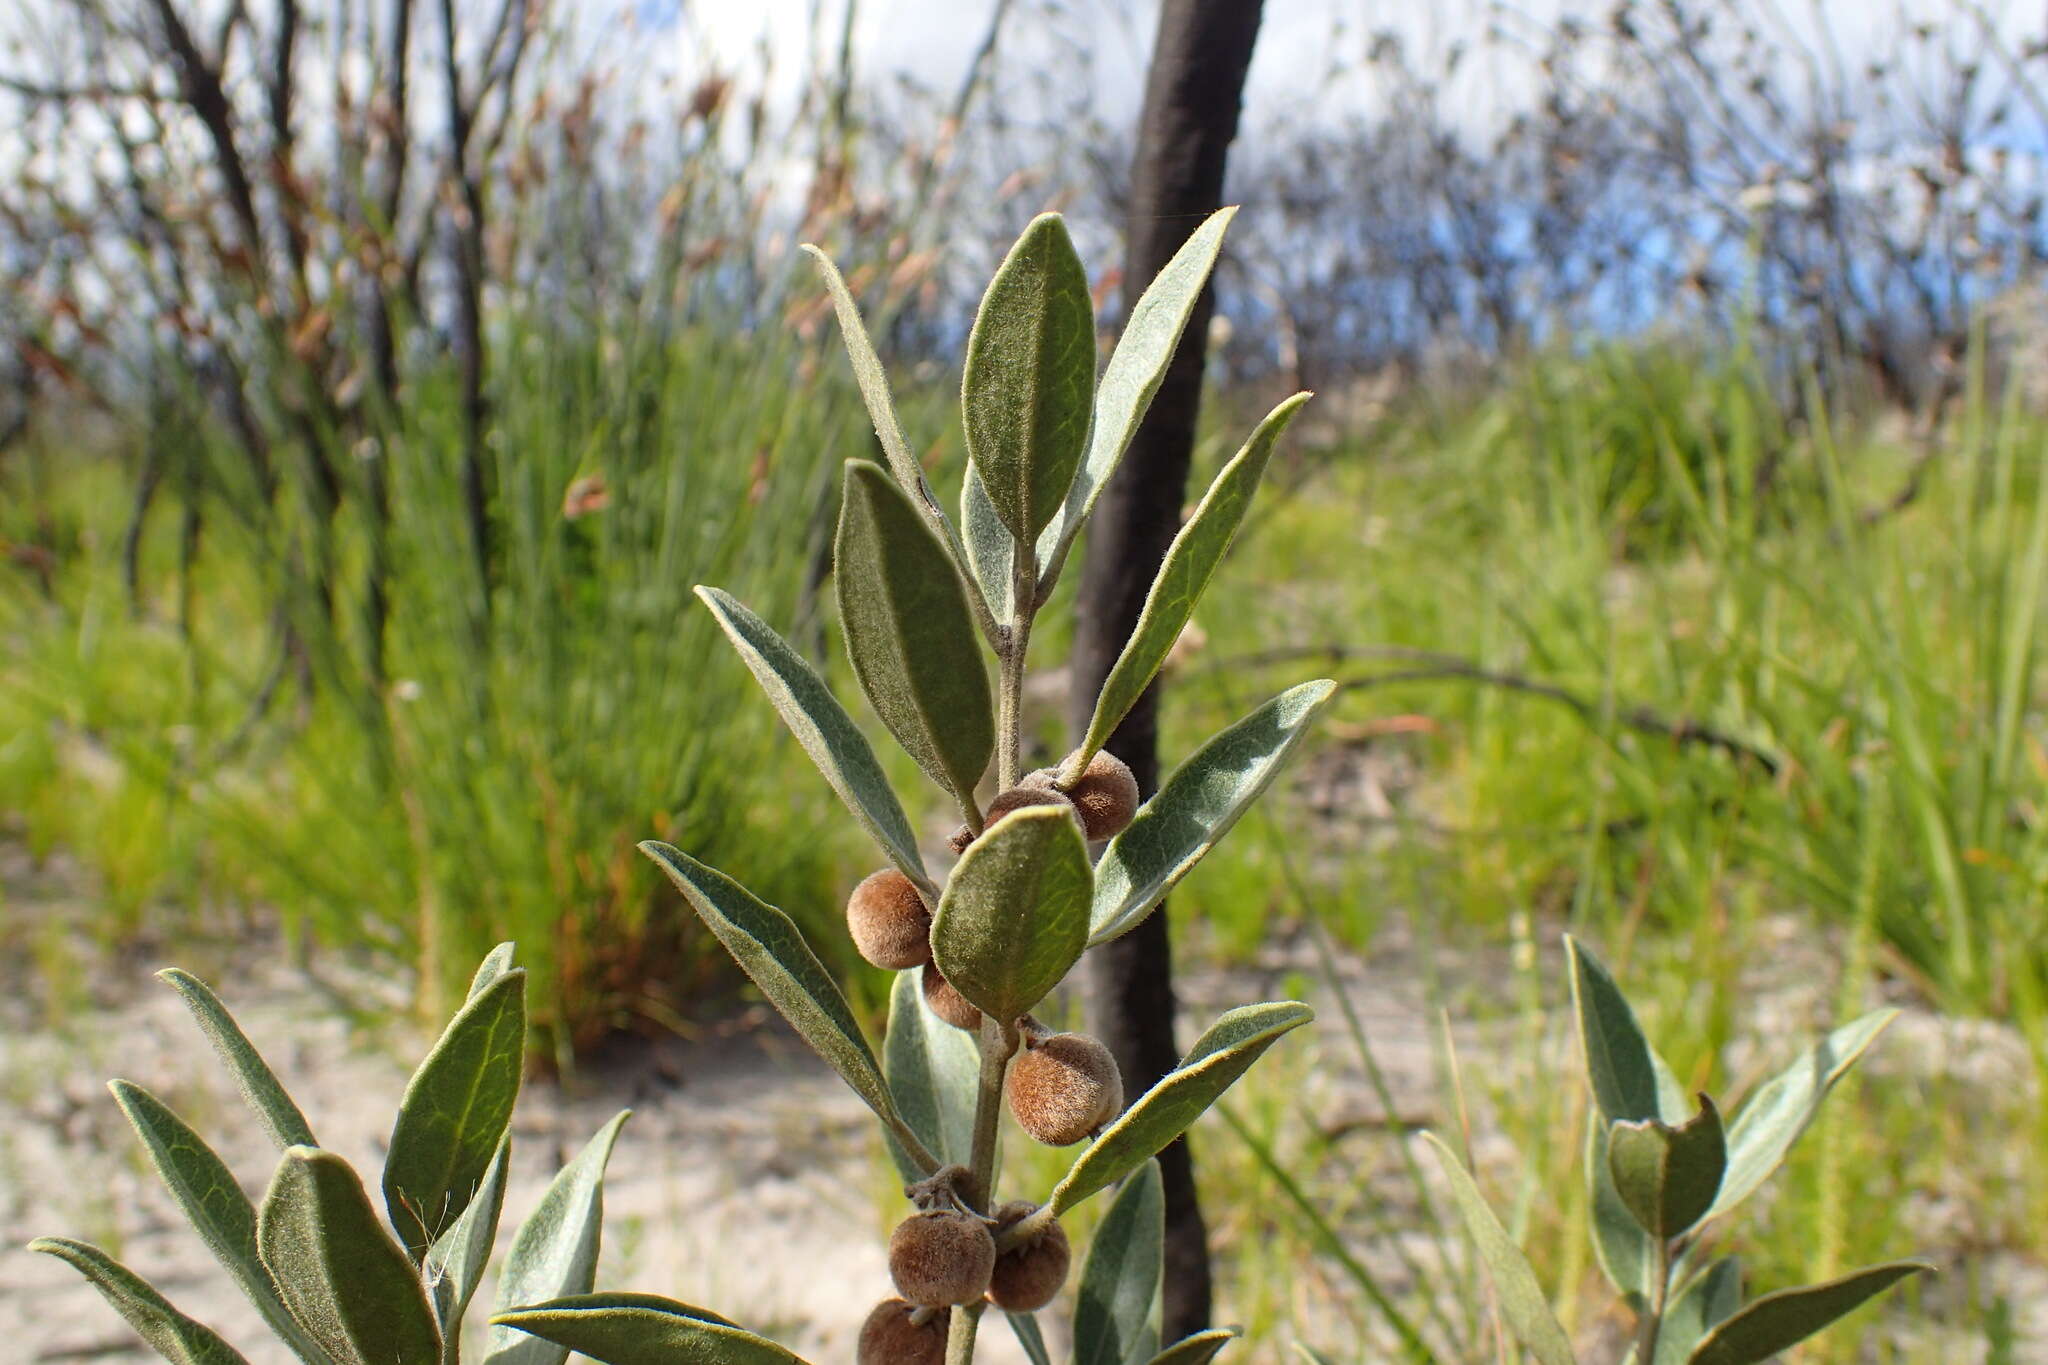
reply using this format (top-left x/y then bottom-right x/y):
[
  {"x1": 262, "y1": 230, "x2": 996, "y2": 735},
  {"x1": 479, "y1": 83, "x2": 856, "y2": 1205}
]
[{"x1": 611, "y1": 0, "x2": 2040, "y2": 138}]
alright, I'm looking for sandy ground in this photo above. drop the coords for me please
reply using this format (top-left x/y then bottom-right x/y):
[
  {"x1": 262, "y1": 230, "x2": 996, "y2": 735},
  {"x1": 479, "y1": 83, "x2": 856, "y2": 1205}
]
[{"x1": 5, "y1": 836, "x2": 2044, "y2": 1364}]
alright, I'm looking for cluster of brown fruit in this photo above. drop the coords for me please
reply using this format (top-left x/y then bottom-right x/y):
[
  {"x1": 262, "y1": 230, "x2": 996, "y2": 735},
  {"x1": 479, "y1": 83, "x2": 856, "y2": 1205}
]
[
  {"x1": 861, "y1": 1183, "x2": 1074, "y2": 1364},
  {"x1": 845, "y1": 751, "x2": 1140, "y2": 1363}
]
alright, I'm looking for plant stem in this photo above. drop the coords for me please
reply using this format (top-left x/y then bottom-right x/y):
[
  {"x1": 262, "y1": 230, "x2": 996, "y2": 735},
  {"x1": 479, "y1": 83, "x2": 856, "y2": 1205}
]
[
  {"x1": 964, "y1": 1017, "x2": 1018, "y2": 1210},
  {"x1": 1636, "y1": 1239, "x2": 1672, "y2": 1365},
  {"x1": 949, "y1": 1019, "x2": 1016, "y2": 1365},
  {"x1": 944, "y1": 1301, "x2": 984, "y2": 1365}
]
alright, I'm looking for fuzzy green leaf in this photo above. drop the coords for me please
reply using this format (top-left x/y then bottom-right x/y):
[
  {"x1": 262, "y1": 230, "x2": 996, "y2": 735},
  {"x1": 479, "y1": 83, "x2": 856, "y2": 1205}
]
[
  {"x1": 1149, "y1": 1329, "x2": 1239, "y2": 1365},
  {"x1": 468, "y1": 943, "x2": 517, "y2": 999},
  {"x1": 882, "y1": 969, "x2": 981, "y2": 1182},
  {"x1": 1655, "y1": 1259, "x2": 1743, "y2": 1365},
  {"x1": 1566, "y1": 937, "x2": 1667, "y2": 1124},
  {"x1": 1071, "y1": 393, "x2": 1310, "y2": 778},
  {"x1": 1587, "y1": 1115, "x2": 1656, "y2": 1305},
  {"x1": 491, "y1": 1293, "x2": 803, "y2": 1364},
  {"x1": 482, "y1": 1110, "x2": 632, "y2": 1365},
  {"x1": 1424, "y1": 1134, "x2": 1578, "y2": 1365},
  {"x1": 1052, "y1": 1002, "x2": 1312, "y2": 1214},
  {"x1": 258, "y1": 1147, "x2": 443, "y2": 1365},
  {"x1": 1073, "y1": 1160, "x2": 1165, "y2": 1365},
  {"x1": 383, "y1": 968, "x2": 526, "y2": 1258},
  {"x1": 1686, "y1": 1262, "x2": 1930, "y2": 1365},
  {"x1": 29, "y1": 1237, "x2": 252, "y2": 1365},
  {"x1": 158, "y1": 969, "x2": 316, "y2": 1150},
  {"x1": 1038, "y1": 207, "x2": 1236, "y2": 587},
  {"x1": 1006, "y1": 1311, "x2": 1054, "y2": 1365},
  {"x1": 962, "y1": 464, "x2": 1019, "y2": 622},
  {"x1": 962, "y1": 212, "x2": 1095, "y2": 543},
  {"x1": 1090, "y1": 679, "x2": 1336, "y2": 944},
  {"x1": 1708, "y1": 1011, "x2": 1894, "y2": 1219},
  {"x1": 835, "y1": 459, "x2": 994, "y2": 810},
  {"x1": 639, "y1": 841, "x2": 938, "y2": 1171},
  {"x1": 107, "y1": 1081, "x2": 328, "y2": 1363},
  {"x1": 801, "y1": 245, "x2": 925, "y2": 501},
  {"x1": 1607, "y1": 1096, "x2": 1726, "y2": 1242},
  {"x1": 696, "y1": 586, "x2": 929, "y2": 888},
  {"x1": 426, "y1": 1136, "x2": 509, "y2": 1348},
  {"x1": 931, "y1": 805, "x2": 1091, "y2": 1022}
]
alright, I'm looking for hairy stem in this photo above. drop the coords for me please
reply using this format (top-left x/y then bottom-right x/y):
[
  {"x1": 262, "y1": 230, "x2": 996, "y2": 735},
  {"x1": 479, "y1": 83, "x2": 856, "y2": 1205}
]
[
  {"x1": 944, "y1": 1301, "x2": 984, "y2": 1364},
  {"x1": 950, "y1": 1020, "x2": 1016, "y2": 1365},
  {"x1": 1636, "y1": 1237, "x2": 1672, "y2": 1365},
  {"x1": 964, "y1": 1017, "x2": 1018, "y2": 1210}
]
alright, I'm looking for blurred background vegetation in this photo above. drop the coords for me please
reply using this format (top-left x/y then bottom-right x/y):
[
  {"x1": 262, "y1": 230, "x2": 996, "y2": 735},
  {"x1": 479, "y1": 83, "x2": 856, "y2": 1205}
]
[{"x1": 4, "y1": 0, "x2": 2047, "y2": 1358}]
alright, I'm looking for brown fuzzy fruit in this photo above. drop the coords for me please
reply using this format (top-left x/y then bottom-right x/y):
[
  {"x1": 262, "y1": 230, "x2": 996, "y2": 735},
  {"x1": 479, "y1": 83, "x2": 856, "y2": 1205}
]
[
  {"x1": 921, "y1": 966, "x2": 983, "y2": 1032},
  {"x1": 888, "y1": 1210, "x2": 996, "y2": 1307},
  {"x1": 986, "y1": 1203, "x2": 1072, "y2": 1312},
  {"x1": 847, "y1": 869, "x2": 932, "y2": 970},
  {"x1": 1062, "y1": 750, "x2": 1141, "y2": 842},
  {"x1": 983, "y1": 782, "x2": 1078, "y2": 829},
  {"x1": 1006, "y1": 1031, "x2": 1124, "y2": 1146},
  {"x1": 857, "y1": 1297, "x2": 949, "y2": 1365}
]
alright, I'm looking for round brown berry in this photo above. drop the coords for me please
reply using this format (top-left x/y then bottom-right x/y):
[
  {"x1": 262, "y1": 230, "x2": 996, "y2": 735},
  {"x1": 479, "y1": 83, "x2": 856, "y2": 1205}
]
[
  {"x1": 847, "y1": 869, "x2": 932, "y2": 970},
  {"x1": 921, "y1": 966, "x2": 983, "y2": 1032},
  {"x1": 1062, "y1": 750, "x2": 1140, "y2": 841},
  {"x1": 983, "y1": 782, "x2": 1078, "y2": 829},
  {"x1": 1006, "y1": 1032, "x2": 1123, "y2": 1146},
  {"x1": 857, "y1": 1297, "x2": 948, "y2": 1365},
  {"x1": 986, "y1": 1202, "x2": 1071, "y2": 1312},
  {"x1": 888, "y1": 1209, "x2": 996, "y2": 1307}
]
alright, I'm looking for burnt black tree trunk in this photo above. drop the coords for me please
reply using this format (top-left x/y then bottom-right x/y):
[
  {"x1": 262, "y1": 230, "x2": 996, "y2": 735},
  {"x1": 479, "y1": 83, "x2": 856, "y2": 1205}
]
[{"x1": 1069, "y1": 0, "x2": 1264, "y2": 1342}]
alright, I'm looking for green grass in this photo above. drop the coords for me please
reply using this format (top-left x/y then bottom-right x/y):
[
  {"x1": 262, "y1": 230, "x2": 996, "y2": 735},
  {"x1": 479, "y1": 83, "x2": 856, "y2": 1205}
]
[
  {"x1": 0, "y1": 312, "x2": 976, "y2": 1058},
  {"x1": 8, "y1": 323, "x2": 2048, "y2": 1356}
]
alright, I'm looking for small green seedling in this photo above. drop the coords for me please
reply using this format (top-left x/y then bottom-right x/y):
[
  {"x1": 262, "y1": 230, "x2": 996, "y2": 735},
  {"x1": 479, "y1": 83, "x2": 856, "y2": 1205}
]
[
  {"x1": 525, "y1": 209, "x2": 1321, "y2": 1364},
  {"x1": 30, "y1": 943, "x2": 631, "y2": 1365},
  {"x1": 1422, "y1": 937, "x2": 1929, "y2": 1365},
  {"x1": 33, "y1": 211, "x2": 1325, "y2": 1365}
]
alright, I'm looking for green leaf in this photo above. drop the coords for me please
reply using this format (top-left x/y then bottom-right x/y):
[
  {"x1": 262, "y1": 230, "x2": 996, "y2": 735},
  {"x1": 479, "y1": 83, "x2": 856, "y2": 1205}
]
[
  {"x1": 1566, "y1": 937, "x2": 1665, "y2": 1123},
  {"x1": 425, "y1": 1136, "x2": 509, "y2": 1347},
  {"x1": 1052, "y1": 1002, "x2": 1312, "y2": 1215},
  {"x1": 1037, "y1": 207, "x2": 1236, "y2": 587},
  {"x1": 29, "y1": 1237, "x2": 252, "y2": 1365},
  {"x1": 800, "y1": 245, "x2": 927, "y2": 503},
  {"x1": 1708, "y1": 1011, "x2": 1894, "y2": 1219},
  {"x1": 1090, "y1": 680, "x2": 1336, "y2": 945},
  {"x1": 696, "y1": 586, "x2": 929, "y2": 889},
  {"x1": 1423, "y1": 1134, "x2": 1578, "y2": 1365},
  {"x1": 383, "y1": 968, "x2": 527, "y2": 1258},
  {"x1": 1686, "y1": 1262, "x2": 1930, "y2": 1365},
  {"x1": 107, "y1": 1081, "x2": 329, "y2": 1364},
  {"x1": 1071, "y1": 393, "x2": 1311, "y2": 778},
  {"x1": 835, "y1": 459, "x2": 994, "y2": 810},
  {"x1": 962, "y1": 464, "x2": 1019, "y2": 622},
  {"x1": 639, "y1": 841, "x2": 938, "y2": 1172},
  {"x1": 491, "y1": 1293, "x2": 804, "y2": 1364},
  {"x1": 158, "y1": 968, "x2": 316, "y2": 1150},
  {"x1": 1655, "y1": 1259, "x2": 1743, "y2": 1365},
  {"x1": 1607, "y1": 1096, "x2": 1726, "y2": 1242},
  {"x1": 883, "y1": 969, "x2": 981, "y2": 1182},
  {"x1": 1149, "y1": 1328, "x2": 1239, "y2": 1365},
  {"x1": 469, "y1": 943, "x2": 517, "y2": 999},
  {"x1": 961, "y1": 212, "x2": 1095, "y2": 543},
  {"x1": 1072, "y1": 1161, "x2": 1165, "y2": 1365},
  {"x1": 1006, "y1": 1310, "x2": 1054, "y2": 1365},
  {"x1": 1587, "y1": 1115, "x2": 1656, "y2": 1305},
  {"x1": 1293, "y1": 1348, "x2": 1340, "y2": 1365},
  {"x1": 483, "y1": 1110, "x2": 632, "y2": 1365},
  {"x1": 931, "y1": 804, "x2": 1091, "y2": 1022},
  {"x1": 257, "y1": 1147, "x2": 443, "y2": 1365}
]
